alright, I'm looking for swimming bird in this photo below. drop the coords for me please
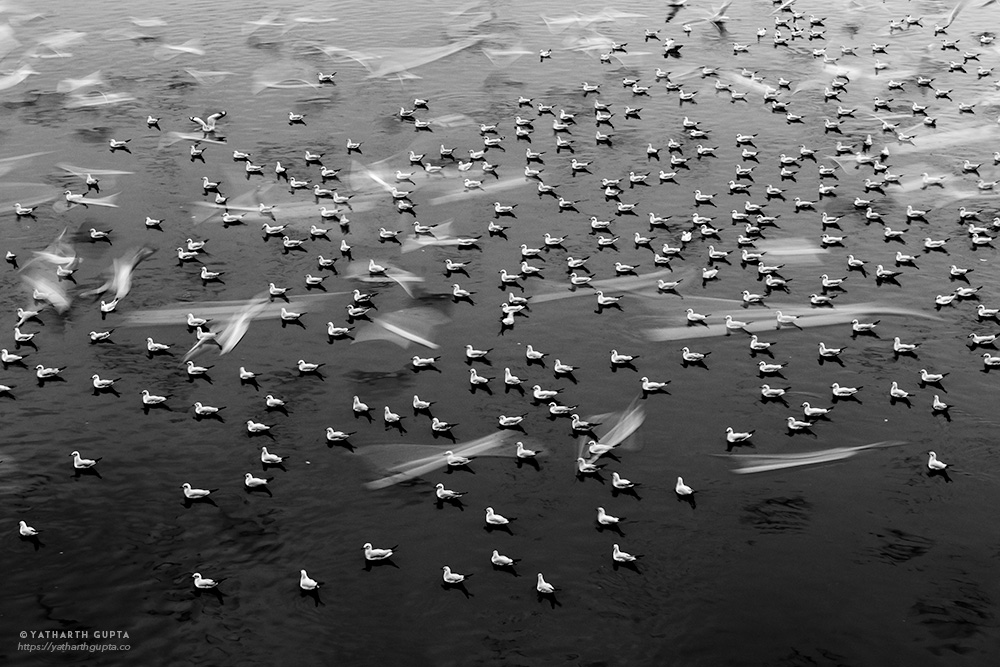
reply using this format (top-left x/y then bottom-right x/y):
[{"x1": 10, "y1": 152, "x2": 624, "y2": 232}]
[
  {"x1": 726, "y1": 427, "x2": 754, "y2": 444},
  {"x1": 363, "y1": 543, "x2": 395, "y2": 562},
  {"x1": 244, "y1": 472, "x2": 271, "y2": 489},
  {"x1": 831, "y1": 383, "x2": 861, "y2": 398},
  {"x1": 299, "y1": 570, "x2": 321, "y2": 590},
  {"x1": 681, "y1": 347, "x2": 709, "y2": 363},
  {"x1": 749, "y1": 335, "x2": 773, "y2": 353},
  {"x1": 442, "y1": 566, "x2": 468, "y2": 585},
  {"x1": 485, "y1": 507, "x2": 510, "y2": 526},
  {"x1": 927, "y1": 451, "x2": 947, "y2": 471},
  {"x1": 760, "y1": 384, "x2": 789, "y2": 399},
  {"x1": 70, "y1": 450, "x2": 100, "y2": 469},
  {"x1": 610, "y1": 349, "x2": 638, "y2": 365},
  {"x1": 596, "y1": 507, "x2": 621, "y2": 526},
  {"x1": 192, "y1": 573, "x2": 221, "y2": 589},
  {"x1": 536, "y1": 573, "x2": 555, "y2": 595},
  {"x1": 577, "y1": 457, "x2": 603, "y2": 475},
  {"x1": 383, "y1": 405, "x2": 403, "y2": 427},
  {"x1": 35, "y1": 364, "x2": 65, "y2": 380},
  {"x1": 802, "y1": 402, "x2": 832, "y2": 418},
  {"x1": 181, "y1": 483, "x2": 215, "y2": 500}
]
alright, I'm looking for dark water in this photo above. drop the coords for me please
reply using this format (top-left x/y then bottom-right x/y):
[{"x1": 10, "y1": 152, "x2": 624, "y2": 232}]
[{"x1": 3, "y1": 0, "x2": 1000, "y2": 665}]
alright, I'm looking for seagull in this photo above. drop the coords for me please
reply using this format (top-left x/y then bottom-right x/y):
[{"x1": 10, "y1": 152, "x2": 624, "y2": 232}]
[
  {"x1": 70, "y1": 450, "x2": 100, "y2": 469},
  {"x1": 383, "y1": 405, "x2": 403, "y2": 426},
  {"x1": 244, "y1": 472, "x2": 270, "y2": 488},
  {"x1": 35, "y1": 364, "x2": 65, "y2": 380},
  {"x1": 919, "y1": 369, "x2": 948, "y2": 384},
  {"x1": 596, "y1": 507, "x2": 621, "y2": 526},
  {"x1": 260, "y1": 447, "x2": 287, "y2": 465},
  {"x1": 927, "y1": 451, "x2": 947, "y2": 471},
  {"x1": 424, "y1": 416, "x2": 454, "y2": 436},
  {"x1": 787, "y1": 416, "x2": 812, "y2": 431},
  {"x1": 577, "y1": 457, "x2": 603, "y2": 475},
  {"x1": 610, "y1": 349, "x2": 638, "y2": 365},
  {"x1": 726, "y1": 427, "x2": 754, "y2": 444},
  {"x1": 192, "y1": 573, "x2": 221, "y2": 589},
  {"x1": 760, "y1": 384, "x2": 789, "y2": 399},
  {"x1": 802, "y1": 402, "x2": 832, "y2": 418},
  {"x1": 299, "y1": 570, "x2": 321, "y2": 590},
  {"x1": 831, "y1": 383, "x2": 861, "y2": 398},
  {"x1": 485, "y1": 507, "x2": 510, "y2": 526},
  {"x1": 435, "y1": 483, "x2": 464, "y2": 500},
  {"x1": 758, "y1": 360, "x2": 785, "y2": 374},
  {"x1": 675, "y1": 477, "x2": 694, "y2": 496},
  {"x1": 536, "y1": 573, "x2": 556, "y2": 595},
  {"x1": 181, "y1": 483, "x2": 215, "y2": 499},
  {"x1": 442, "y1": 566, "x2": 468, "y2": 585},
  {"x1": 363, "y1": 543, "x2": 396, "y2": 562},
  {"x1": 18, "y1": 520, "x2": 38, "y2": 537},
  {"x1": 681, "y1": 347, "x2": 709, "y2": 363}
]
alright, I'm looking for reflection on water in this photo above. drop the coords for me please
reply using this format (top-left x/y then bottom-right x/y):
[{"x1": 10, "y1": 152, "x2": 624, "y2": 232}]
[{"x1": 2, "y1": 0, "x2": 1000, "y2": 664}]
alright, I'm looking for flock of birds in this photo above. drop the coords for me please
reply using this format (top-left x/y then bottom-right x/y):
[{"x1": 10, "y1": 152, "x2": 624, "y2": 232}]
[{"x1": 8, "y1": 0, "x2": 1000, "y2": 609}]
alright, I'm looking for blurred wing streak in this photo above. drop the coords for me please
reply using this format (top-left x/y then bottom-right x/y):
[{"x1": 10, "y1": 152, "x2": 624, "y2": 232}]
[{"x1": 363, "y1": 433, "x2": 515, "y2": 489}]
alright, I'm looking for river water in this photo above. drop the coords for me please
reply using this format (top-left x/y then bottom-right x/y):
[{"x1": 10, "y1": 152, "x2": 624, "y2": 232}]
[{"x1": 2, "y1": 0, "x2": 1000, "y2": 665}]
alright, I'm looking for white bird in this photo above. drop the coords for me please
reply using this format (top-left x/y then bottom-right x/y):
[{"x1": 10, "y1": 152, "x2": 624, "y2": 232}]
[
  {"x1": 831, "y1": 383, "x2": 861, "y2": 398},
  {"x1": 798, "y1": 401, "x2": 831, "y2": 419},
  {"x1": 260, "y1": 447, "x2": 285, "y2": 464},
  {"x1": 18, "y1": 520, "x2": 38, "y2": 537},
  {"x1": 192, "y1": 573, "x2": 221, "y2": 589},
  {"x1": 485, "y1": 507, "x2": 510, "y2": 526},
  {"x1": 492, "y1": 550, "x2": 518, "y2": 568},
  {"x1": 681, "y1": 347, "x2": 709, "y2": 363},
  {"x1": 435, "y1": 482, "x2": 464, "y2": 500},
  {"x1": 299, "y1": 569, "x2": 321, "y2": 590},
  {"x1": 297, "y1": 359, "x2": 323, "y2": 373},
  {"x1": 363, "y1": 542, "x2": 396, "y2": 561},
  {"x1": 675, "y1": 476, "x2": 694, "y2": 496},
  {"x1": 244, "y1": 472, "x2": 270, "y2": 488},
  {"x1": 612, "y1": 544, "x2": 638, "y2": 566},
  {"x1": 611, "y1": 472, "x2": 636, "y2": 490},
  {"x1": 641, "y1": 376, "x2": 669, "y2": 393},
  {"x1": 442, "y1": 566, "x2": 467, "y2": 585},
  {"x1": 787, "y1": 417, "x2": 812, "y2": 431},
  {"x1": 440, "y1": 450, "x2": 470, "y2": 467},
  {"x1": 758, "y1": 360, "x2": 785, "y2": 374},
  {"x1": 181, "y1": 482, "x2": 218, "y2": 500},
  {"x1": 515, "y1": 441, "x2": 537, "y2": 459},
  {"x1": 726, "y1": 427, "x2": 754, "y2": 444},
  {"x1": 70, "y1": 450, "x2": 99, "y2": 469},
  {"x1": 246, "y1": 419, "x2": 272, "y2": 434},
  {"x1": 498, "y1": 414, "x2": 525, "y2": 427},
  {"x1": 141, "y1": 389, "x2": 168, "y2": 405},
  {"x1": 927, "y1": 451, "x2": 947, "y2": 471},
  {"x1": 531, "y1": 385, "x2": 559, "y2": 400},
  {"x1": 535, "y1": 573, "x2": 555, "y2": 594},
  {"x1": 469, "y1": 368, "x2": 491, "y2": 386},
  {"x1": 186, "y1": 360, "x2": 211, "y2": 376},
  {"x1": 35, "y1": 364, "x2": 65, "y2": 380},
  {"x1": 596, "y1": 506, "x2": 620, "y2": 525},
  {"x1": 383, "y1": 405, "x2": 403, "y2": 425},
  {"x1": 611, "y1": 349, "x2": 638, "y2": 364}
]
